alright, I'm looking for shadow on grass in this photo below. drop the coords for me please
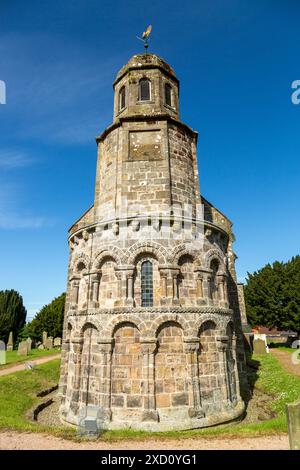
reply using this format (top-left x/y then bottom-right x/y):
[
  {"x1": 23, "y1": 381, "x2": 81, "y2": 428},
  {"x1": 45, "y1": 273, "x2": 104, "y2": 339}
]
[{"x1": 240, "y1": 352, "x2": 260, "y2": 413}]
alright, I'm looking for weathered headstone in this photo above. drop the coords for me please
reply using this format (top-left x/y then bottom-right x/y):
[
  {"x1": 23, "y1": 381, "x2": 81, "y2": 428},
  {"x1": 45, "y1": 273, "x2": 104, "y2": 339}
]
[
  {"x1": 7, "y1": 331, "x2": 13, "y2": 351},
  {"x1": 0, "y1": 340, "x2": 6, "y2": 365},
  {"x1": 26, "y1": 337, "x2": 32, "y2": 352},
  {"x1": 45, "y1": 336, "x2": 53, "y2": 349},
  {"x1": 253, "y1": 333, "x2": 269, "y2": 354},
  {"x1": 38, "y1": 344, "x2": 44, "y2": 350},
  {"x1": 42, "y1": 331, "x2": 47, "y2": 346},
  {"x1": 286, "y1": 400, "x2": 300, "y2": 450},
  {"x1": 17, "y1": 341, "x2": 28, "y2": 356},
  {"x1": 54, "y1": 337, "x2": 61, "y2": 348}
]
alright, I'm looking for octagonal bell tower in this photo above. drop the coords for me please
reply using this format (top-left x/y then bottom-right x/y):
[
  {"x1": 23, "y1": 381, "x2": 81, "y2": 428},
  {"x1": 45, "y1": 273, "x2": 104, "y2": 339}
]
[{"x1": 59, "y1": 53, "x2": 247, "y2": 431}]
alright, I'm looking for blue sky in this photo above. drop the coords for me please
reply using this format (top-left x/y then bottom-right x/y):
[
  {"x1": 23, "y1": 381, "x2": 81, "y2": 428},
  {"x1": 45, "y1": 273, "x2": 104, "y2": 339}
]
[{"x1": 0, "y1": 0, "x2": 299, "y2": 320}]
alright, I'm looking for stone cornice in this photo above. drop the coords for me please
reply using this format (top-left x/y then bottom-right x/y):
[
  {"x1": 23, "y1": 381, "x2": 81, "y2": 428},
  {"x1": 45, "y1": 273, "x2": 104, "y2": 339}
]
[
  {"x1": 68, "y1": 216, "x2": 229, "y2": 241},
  {"x1": 95, "y1": 114, "x2": 198, "y2": 144},
  {"x1": 68, "y1": 306, "x2": 233, "y2": 317}
]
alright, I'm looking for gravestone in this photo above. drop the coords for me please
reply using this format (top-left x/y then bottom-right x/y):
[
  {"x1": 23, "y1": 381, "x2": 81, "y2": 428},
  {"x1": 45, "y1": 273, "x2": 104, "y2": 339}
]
[
  {"x1": 26, "y1": 337, "x2": 32, "y2": 352},
  {"x1": 38, "y1": 344, "x2": 44, "y2": 350},
  {"x1": 17, "y1": 341, "x2": 28, "y2": 356},
  {"x1": 0, "y1": 340, "x2": 6, "y2": 365},
  {"x1": 7, "y1": 332, "x2": 13, "y2": 351},
  {"x1": 42, "y1": 331, "x2": 47, "y2": 346},
  {"x1": 253, "y1": 333, "x2": 269, "y2": 354},
  {"x1": 54, "y1": 337, "x2": 61, "y2": 348},
  {"x1": 45, "y1": 337, "x2": 53, "y2": 349},
  {"x1": 286, "y1": 400, "x2": 300, "y2": 450}
]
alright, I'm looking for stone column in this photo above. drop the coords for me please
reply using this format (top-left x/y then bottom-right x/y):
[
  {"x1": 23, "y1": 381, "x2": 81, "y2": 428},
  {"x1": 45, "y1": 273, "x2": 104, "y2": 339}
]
[
  {"x1": 216, "y1": 335, "x2": 232, "y2": 406},
  {"x1": 207, "y1": 276, "x2": 212, "y2": 300},
  {"x1": 158, "y1": 266, "x2": 175, "y2": 305},
  {"x1": 114, "y1": 270, "x2": 122, "y2": 304},
  {"x1": 160, "y1": 270, "x2": 168, "y2": 298},
  {"x1": 114, "y1": 265, "x2": 135, "y2": 307},
  {"x1": 82, "y1": 274, "x2": 90, "y2": 309},
  {"x1": 70, "y1": 337, "x2": 84, "y2": 414},
  {"x1": 217, "y1": 276, "x2": 225, "y2": 301},
  {"x1": 124, "y1": 266, "x2": 135, "y2": 307},
  {"x1": 184, "y1": 338, "x2": 205, "y2": 418},
  {"x1": 194, "y1": 268, "x2": 211, "y2": 305},
  {"x1": 58, "y1": 338, "x2": 70, "y2": 405},
  {"x1": 196, "y1": 275, "x2": 204, "y2": 298},
  {"x1": 141, "y1": 338, "x2": 159, "y2": 422},
  {"x1": 97, "y1": 338, "x2": 113, "y2": 422},
  {"x1": 91, "y1": 272, "x2": 101, "y2": 307},
  {"x1": 169, "y1": 268, "x2": 180, "y2": 304},
  {"x1": 70, "y1": 278, "x2": 80, "y2": 307},
  {"x1": 231, "y1": 334, "x2": 241, "y2": 404}
]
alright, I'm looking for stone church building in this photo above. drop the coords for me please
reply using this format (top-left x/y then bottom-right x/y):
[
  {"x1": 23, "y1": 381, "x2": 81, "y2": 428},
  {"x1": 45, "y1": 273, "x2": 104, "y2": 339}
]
[{"x1": 59, "y1": 53, "x2": 247, "y2": 431}]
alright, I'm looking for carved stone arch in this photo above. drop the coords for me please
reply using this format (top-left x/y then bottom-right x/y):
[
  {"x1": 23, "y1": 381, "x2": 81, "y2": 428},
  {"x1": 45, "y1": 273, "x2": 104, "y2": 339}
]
[
  {"x1": 222, "y1": 318, "x2": 235, "y2": 337},
  {"x1": 80, "y1": 320, "x2": 99, "y2": 336},
  {"x1": 71, "y1": 253, "x2": 90, "y2": 274},
  {"x1": 196, "y1": 314, "x2": 222, "y2": 335},
  {"x1": 65, "y1": 320, "x2": 75, "y2": 341},
  {"x1": 151, "y1": 313, "x2": 190, "y2": 338},
  {"x1": 126, "y1": 241, "x2": 167, "y2": 265},
  {"x1": 203, "y1": 248, "x2": 226, "y2": 272},
  {"x1": 103, "y1": 314, "x2": 143, "y2": 338},
  {"x1": 168, "y1": 244, "x2": 200, "y2": 266},
  {"x1": 92, "y1": 246, "x2": 123, "y2": 270}
]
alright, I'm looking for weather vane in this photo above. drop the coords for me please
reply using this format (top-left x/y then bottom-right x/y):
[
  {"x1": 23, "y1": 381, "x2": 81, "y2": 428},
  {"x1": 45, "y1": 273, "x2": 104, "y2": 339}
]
[{"x1": 136, "y1": 25, "x2": 152, "y2": 52}]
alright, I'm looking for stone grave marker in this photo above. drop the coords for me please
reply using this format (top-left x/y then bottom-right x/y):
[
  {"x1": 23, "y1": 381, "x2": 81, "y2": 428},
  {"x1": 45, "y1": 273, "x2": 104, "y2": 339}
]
[
  {"x1": 0, "y1": 340, "x2": 6, "y2": 365},
  {"x1": 54, "y1": 337, "x2": 62, "y2": 348},
  {"x1": 45, "y1": 336, "x2": 53, "y2": 349},
  {"x1": 42, "y1": 331, "x2": 47, "y2": 346},
  {"x1": 7, "y1": 331, "x2": 13, "y2": 351},
  {"x1": 253, "y1": 333, "x2": 269, "y2": 354},
  {"x1": 286, "y1": 399, "x2": 300, "y2": 450},
  {"x1": 26, "y1": 337, "x2": 32, "y2": 352},
  {"x1": 17, "y1": 341, "x2": 28, "y2": 356}
]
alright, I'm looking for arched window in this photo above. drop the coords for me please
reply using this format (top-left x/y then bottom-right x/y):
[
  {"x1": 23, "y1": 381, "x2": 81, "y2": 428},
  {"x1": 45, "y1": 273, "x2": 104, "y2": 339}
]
[
  {"x1": 119, "y1": 86, "x2": 126, "y2": 111},
  {"x1": 165, "y1": 83, "x2": 172, "y2": 106},
  {"x1": 141, "y1": 260, "x2": 153, "y2": 307},
  {"x1": 139, "y1": 78, "x2": 151, "y2": 101}
]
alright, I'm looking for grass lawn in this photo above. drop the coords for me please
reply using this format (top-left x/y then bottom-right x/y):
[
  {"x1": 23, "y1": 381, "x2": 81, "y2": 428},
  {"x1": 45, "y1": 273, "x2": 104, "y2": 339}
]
[
  {"x1": 0, "y1": 348, "x2": 60, "y2": 369},
  {"x1": 0, "y1": 359, "x2": 74, "y2": 437},
  {"x1": 0, "y1": 352, "x2": 299, "y2": 441}
]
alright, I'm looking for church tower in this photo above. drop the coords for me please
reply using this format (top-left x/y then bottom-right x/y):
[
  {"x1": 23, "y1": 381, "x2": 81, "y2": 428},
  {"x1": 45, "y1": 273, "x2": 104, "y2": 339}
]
[{"x1": 59, "y1": 53, "x2": 246, "y2": 431}]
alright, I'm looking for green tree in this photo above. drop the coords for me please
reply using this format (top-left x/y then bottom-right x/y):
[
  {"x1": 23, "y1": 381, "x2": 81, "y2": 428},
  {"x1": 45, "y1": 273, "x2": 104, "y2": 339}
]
[
  {"x1": 25, "y1": 293, "x2": 66, "y2": 341},
  {"x1": 0, "y1": 290, "x2": 27, "y2": 343},
  {"x1": 244, "y1": 256, "x2": 300, "y2": 336}
]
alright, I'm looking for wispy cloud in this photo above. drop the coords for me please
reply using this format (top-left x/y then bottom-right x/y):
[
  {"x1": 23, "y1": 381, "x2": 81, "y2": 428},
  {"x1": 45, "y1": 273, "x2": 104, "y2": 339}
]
[
  {"x1": 0, "y1": 150, "x2": 33, "y2": 169},
  {"x1": 0, "y1": 212, "x2": 52, "y2": 229}
]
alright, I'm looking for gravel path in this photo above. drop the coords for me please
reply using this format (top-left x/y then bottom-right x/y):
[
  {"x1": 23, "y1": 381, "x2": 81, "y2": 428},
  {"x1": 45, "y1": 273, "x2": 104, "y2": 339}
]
[
  {"x1": 0, "y1": 354, "x2": 61, "y2": 377},
  {"x1": 0, "y1": 431, "x2": 289, "y2": 450},
  {"x1": 270, "y1": 349, "x2": 300, "y2": 377}
]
